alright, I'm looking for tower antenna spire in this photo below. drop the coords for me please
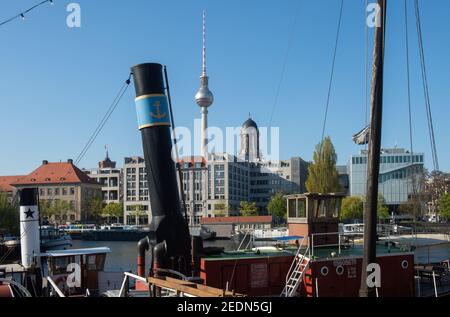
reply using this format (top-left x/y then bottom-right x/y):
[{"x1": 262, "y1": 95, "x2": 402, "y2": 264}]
[{"x1": 202, "y1": 10, "x2": 207, "y2": 76}]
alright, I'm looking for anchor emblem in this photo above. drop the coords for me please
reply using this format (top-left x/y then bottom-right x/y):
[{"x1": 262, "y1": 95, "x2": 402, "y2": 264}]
[{"x1": 150, "y1": 100, "x2": 167, "y2": 119}]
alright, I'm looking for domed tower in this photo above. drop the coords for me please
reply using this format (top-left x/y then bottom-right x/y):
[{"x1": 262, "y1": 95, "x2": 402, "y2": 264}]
[
  {"x1": 195, "y1": 10, "x2": 214, "y2": 158},
  {"x1": 239, "y1": 116, "x2": 260, "y2": 162}
]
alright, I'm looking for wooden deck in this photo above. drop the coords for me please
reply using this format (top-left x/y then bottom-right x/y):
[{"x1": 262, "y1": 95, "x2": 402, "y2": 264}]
[{"x1": 147, "y1": 276, "x2": 245, "y2": 297}]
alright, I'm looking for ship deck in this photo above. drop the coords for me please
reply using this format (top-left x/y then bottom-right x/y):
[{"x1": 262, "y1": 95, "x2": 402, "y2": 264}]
[{"x1": 203, "y1": 241, "x2": 413, "y2": 262}]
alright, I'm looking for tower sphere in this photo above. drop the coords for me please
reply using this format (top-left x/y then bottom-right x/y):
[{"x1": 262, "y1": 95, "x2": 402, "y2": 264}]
[{"x1": 196, "y1": 84, "x2": 214, "y2": 108}]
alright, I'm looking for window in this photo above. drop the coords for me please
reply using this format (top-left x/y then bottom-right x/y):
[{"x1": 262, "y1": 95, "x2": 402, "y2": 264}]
[
  {"x1": 70, "y1": 188, "x2": 75, "y2": 195},
  {"x1": 288, "y1": 199, "x2": 296, "y2": 218},
  {"x1": 297, "y1": 199, "x2": 306, "y2": 218},
  {"x1": 62, "y1": 188, "x2": 67, "y2": 196},
  {"x1": 55, "y1": 188, "x2": 60, "y2": 196},
  {"x1": 318, "y1": 200, "x2": 327, "y2": 217}
]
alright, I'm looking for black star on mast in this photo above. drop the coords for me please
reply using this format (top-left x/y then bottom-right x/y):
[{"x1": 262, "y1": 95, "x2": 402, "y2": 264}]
[{"x1": 24, "y1": 208, "x2": 35, "y2": 219}]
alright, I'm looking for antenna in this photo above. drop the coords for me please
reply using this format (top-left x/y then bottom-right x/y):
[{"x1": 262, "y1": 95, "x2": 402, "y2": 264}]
[{"x1": 202, "y1": 10, "x2": 207, "y2": 76}]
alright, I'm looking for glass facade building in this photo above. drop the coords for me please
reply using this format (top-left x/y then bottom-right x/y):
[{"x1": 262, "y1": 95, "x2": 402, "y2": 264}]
[{"x1": 348, "y1": 148, "x2": 424, "y2": 206}]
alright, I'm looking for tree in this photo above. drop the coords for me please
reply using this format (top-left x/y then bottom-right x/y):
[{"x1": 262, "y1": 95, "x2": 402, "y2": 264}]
[
  {"x1": 421, "y1": 170, "x2": 450, "y2": 214},
  {"x1": 398, "y1": 194, "x2": 424, "y2": 218},
  {"x1": 340, "y1": 196, "x2": 364, "y2": 222},
  {"x1": 267, "y1": 193, "x2": 287, "y2": 224},
  {"x1": 214, "y1": 200, "x2": 228, "y2": 217},
  {"x1": 0, "y1": 192, "x2": 19, "y2": 235},
  {"x1": 39, "y1": 199, "x2": 56, "y2": 221},
  {"x1": 439, "y1": 193, "x2": 450, "y2": 221},
  {"x1": 305, "y1": 137, "x2": 342, "y2": 193},
  {"x1": 377, "y1": 194, "x2": 390, "y2": 221},
  {"x1": 53, "y1": 200, "x2": 71, "y2": 224},
  {"x1": 102, "y1": 202, "x2": 123, "y2": 224},
  {"x1": 130, "y1": 205, "x2": 146, "y2": 226},
  {"x1": 240, "y1": 201, "x2": 258, "y2": 217},
  {"x1": 88, "y1": 195, "x2": 105, "y2": 223}
]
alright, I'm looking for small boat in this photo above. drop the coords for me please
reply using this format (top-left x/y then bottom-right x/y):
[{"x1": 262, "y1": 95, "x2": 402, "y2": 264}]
[
  {"x1": 0, "y1": 227, "x2": 72, "y2": 264},
  {"x1": 80, "y1": 225, "x2": 150, "y2": 241},
  {"x1": 253, "y1": 227, "x2": 289, "y2": 241},
  {"x1": 61, "y1": 224, "x2": 96, "y2": 239},
  {"x1": 1, "y1": 247, "x2": 125, "y2": 297},
  {"x1": 40, "y1": 226, "x2": 72, "y2": 250},
  {"x1": 189, "y1": 226, "x2": 217, "y2": 241}
]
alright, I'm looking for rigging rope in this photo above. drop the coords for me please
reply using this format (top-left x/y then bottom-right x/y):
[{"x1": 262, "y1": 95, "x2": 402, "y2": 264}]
[
  {"x1": 414, "y1": 0, "x2": 439, "y2": 172},
  {"x1": 75, "y1": 75, "x2": 132, "y2": 166},
  {"x1": 319, "y1": 0, "x2": 344, "y2": 155},
  {"x1": 0, "y1": 0, "x2": 55, "y2": 27},
  {"x1": 404, "y1": 0, "x2": 414, "y2": 166},
  {"x1": 164, "y1": 66, "x2": 188, "y2": 223},
  {"x1": 37, "y1": 75, "x2": 131, "y2": 224},
  {"x1": 267, "y1": 0, "x2": 302, "y2": 128}
]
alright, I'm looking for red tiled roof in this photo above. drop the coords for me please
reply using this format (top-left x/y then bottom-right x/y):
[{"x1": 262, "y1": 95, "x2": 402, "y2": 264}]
[
  {"x1": 178, "y1": 156, "x2": 207, "y2": 166},
  {"x1": 11, "y1": 162, "x2": 100, "y2": 186},
  {"x1": 201, "y1": 216, "x2": 273, "y2": 224},
  {"x1": 0, "y1": 176, "x2": 24, "y2": 192}
]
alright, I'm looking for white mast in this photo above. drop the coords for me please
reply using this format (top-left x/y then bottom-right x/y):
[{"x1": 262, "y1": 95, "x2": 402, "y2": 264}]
[{"x1": 195, "y1": 10, "x2": 214, "y2": 158}]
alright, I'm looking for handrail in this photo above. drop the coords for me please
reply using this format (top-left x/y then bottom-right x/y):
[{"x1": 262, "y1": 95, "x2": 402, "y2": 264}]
[
  {"x1": 155, "y1": 268, "x2": 189, "y2": 281},
  {"x1": 284, "y1": 236, "x2": 309, "y2": 296},
  {"x1": 46, "y1": 276, "x2": 66, "y2": 297},
  {"x1": 237, "y1": 229, "x2": 253, "y2": 251},
  {"x1": 118, "y1": 272, "x2": 148, "y2": 297},
  {"x1": 0, "y1": 278, "x2": 33, "y2": 297},
  {"x1": 310, "y1": 226, "x2": 416, "y2": 258}
]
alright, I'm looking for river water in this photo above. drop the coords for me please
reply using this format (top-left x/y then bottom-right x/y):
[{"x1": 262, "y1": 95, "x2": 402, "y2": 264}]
[
  {"x1": 71, "y1": 239, "x2": 242, "y2": 273},
  {"x1": 71, "y1": 239, "x2": 450, "y2": 274}
]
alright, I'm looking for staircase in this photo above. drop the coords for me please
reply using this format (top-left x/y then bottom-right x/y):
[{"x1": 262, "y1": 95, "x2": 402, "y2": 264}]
[{"x1": 281, "y1": 237, "x2": 311, "y2": 297}]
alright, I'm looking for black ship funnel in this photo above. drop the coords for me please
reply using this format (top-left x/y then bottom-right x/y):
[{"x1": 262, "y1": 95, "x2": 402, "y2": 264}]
[{"x1": 132, "y1": 63, "x2": 191, "y2": 275}]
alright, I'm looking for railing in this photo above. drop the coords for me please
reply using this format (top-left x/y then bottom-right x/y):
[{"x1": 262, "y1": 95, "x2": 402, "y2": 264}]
[
  {"x1": 237, "y1": 229, "x2": 254, "y2": 251},
  {"x1": 0, "y1": 278, "x2": 33, "y2": 297},
  {"x1": 46, "y1": 276, "x2": 66, "y2": 297},
  {"x1": 310, "y1": 224, "x2": 416, "y2": 259},
  {"x1": 118, "y1": 272, "x2": 147, "y2": 297},
  {"x1": 282, "y1": 236, "x2": 310, "y2": 297}
]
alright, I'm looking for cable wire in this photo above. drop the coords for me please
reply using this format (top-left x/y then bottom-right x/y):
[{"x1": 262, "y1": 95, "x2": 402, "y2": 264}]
[
  {"x1": 267, "y1": 0, "x2": 303, "y2": 128},
  {"x1": 0, "y1": 0, "x2": 55, "y2": 27},
  {"x1": 319, "y1": 0, "x2": 345, "y2": 155},
  {"x1": 414, "y1": 0, "x2": 439, "y2": 172}
]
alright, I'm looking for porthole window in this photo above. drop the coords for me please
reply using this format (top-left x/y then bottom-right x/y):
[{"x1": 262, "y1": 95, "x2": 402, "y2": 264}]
[
  {"x1": 401, "y1": 260, "x2": 409, "y2": 269},
  {"x1": 321, "y1": 266, "x2": 329, "y2": 276},
  {"x1": 336, "y1": 266, "x2": 344, "y2": 276}
]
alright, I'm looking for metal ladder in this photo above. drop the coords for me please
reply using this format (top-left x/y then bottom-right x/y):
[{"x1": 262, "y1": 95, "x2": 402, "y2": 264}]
[{"x1": 281, "y1": 237, "x2": 311, "y2": 297}]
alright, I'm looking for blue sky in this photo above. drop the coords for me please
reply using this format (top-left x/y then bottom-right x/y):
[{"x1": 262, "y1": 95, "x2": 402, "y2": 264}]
[{"x1": 0, "y1": 0, "x2": 449, "y2": 175}]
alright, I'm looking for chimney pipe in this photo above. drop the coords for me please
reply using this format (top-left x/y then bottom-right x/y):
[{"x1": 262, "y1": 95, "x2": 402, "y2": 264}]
[
  {"x1": 19, "y1": 188, "x2": 40, "y2": 269},
  {"x1": 131, "y1": 63, "x2": 191, "y2": 275}
]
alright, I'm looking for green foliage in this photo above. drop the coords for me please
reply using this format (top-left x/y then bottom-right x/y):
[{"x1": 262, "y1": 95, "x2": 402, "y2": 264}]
[
  {"x1": 305, "y1": 137, "x2": 342, "y2": 194},
  {"x1": 88, "y1": 195, "x2": 106, "y2": 220},
  {"x1": 40, "y1": 199, "x2": 71, "y2": 224},
  {"x1": 214, "y1": 201, "x2": 228, "y2": 217},
  {"x1": 439, "y1": 193, "x2": 450, "y2": 220},
  {"x1": 267, "y1": 193, "x2": 286, "y2": 224},
  {"x1": 240, "y1": 201, "x2": 258, "y2": 217},
  {"x1": 0, "y1": 192, "x2": 19, "y2": 235},
  {"x1": 129, "y1": 204, "x2": 146, "y2": 216},
  {"x1": 377, "y1": 194, "x2": 390, "y2": 220},
  {"x1": 39, "y1": 200, "x2": 56, "y2": 219},
  {"x1": 102, "y1": 202, "x2": 123, "y2": 223},
  {"x1": 129, "y1": 204, "x2": 147, "y2": 226},
  {"x1": 340, "y1": 196, "x2": 364, "y2": 222}
]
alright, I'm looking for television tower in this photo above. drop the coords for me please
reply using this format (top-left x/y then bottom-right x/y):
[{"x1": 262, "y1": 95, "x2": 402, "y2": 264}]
[{"x1": 195, "y1": 10, "x2": 214, "y2": 158}]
